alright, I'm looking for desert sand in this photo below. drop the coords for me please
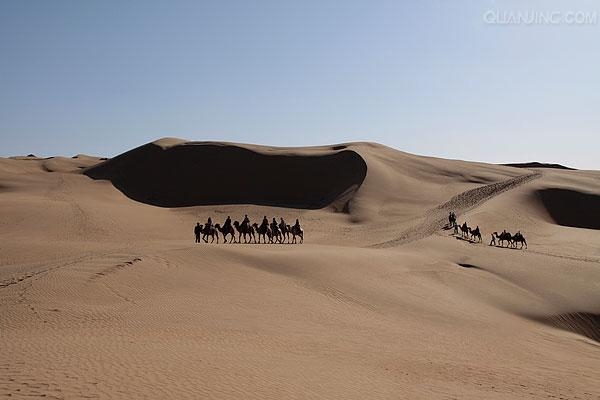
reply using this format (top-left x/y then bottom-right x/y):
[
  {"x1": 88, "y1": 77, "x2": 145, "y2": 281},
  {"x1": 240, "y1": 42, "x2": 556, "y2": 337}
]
[{"x1": 1, "y1": 139, "x2": 599, "y2": 399}]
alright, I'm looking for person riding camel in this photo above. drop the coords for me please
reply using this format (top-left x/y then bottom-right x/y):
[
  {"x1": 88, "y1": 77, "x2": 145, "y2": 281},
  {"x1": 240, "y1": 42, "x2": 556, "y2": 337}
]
[
  {"x1": 241, "y1": 214, "x2": 250, "y2": 229},
  {"x1": 271, "y1": 218, "x2": 278, "y2": 232},
  {"x1": 278, "y1": 217, "x2": 287, "y2": 231},
  {"x1": 294, "y1": 219, "x2": 301, "y2": 229},
  {"x1": 203, "y1": 218, "x2": 213, "y2": 243},
  {"x1": 224, "y1": 216, "x2": 231, "y2": 228},
  {"x1": 261, "y1": 216, "x2": 269, "y2": 229}
]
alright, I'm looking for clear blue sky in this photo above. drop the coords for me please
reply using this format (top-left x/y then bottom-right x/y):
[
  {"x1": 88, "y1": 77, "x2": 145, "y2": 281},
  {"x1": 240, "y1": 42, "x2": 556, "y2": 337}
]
[{"x1": 1, "y1": 0, "x2": 598, "y2": 169}]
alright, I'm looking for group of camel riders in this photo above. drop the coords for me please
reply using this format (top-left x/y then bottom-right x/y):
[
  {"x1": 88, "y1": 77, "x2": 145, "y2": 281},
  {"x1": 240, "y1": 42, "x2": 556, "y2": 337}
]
[
  {"x1": 448, "y1": 211, "x2": 527, "y2": 249},
  {"x1": 194, "y1": 214, "x2": 304, "y2": 244}
]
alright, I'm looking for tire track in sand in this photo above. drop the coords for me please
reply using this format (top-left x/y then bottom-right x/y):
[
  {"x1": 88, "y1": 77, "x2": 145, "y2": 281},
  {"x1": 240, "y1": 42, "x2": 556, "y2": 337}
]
[{"x1": 372, "y1": 172, "x2": 541, "y2": 248}]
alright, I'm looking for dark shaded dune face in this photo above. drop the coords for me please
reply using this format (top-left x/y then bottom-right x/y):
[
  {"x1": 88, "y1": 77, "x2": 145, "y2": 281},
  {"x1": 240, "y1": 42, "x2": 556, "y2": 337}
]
[
  {"x1": 537, "y1": 188, "x2": 600, "y2": 230},
  {"x1": 84, "y1": 143, "x2": 367, "y2": 209},
  {"x1": 532, "y1": 313, "x2": 600, "y2": 344}
]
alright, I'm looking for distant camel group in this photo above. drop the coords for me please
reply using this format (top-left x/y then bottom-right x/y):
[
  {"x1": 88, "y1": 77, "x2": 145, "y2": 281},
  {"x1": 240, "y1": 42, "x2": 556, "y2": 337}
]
[
  {"x1": 194, "y1": 215, "x2": 304, "y2": 244},
  {"x1": 489, "y1": 230, "x2": 528, "y2": 249},
  {"x1": 448, "y1": 212, "x2": 527, "y2": 249}
]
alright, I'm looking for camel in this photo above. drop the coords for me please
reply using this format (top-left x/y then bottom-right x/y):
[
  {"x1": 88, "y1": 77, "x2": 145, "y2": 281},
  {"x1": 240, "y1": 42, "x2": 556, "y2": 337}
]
[
  {"x1": 246, "y1": 224, "x2": 257, "y2": 243},
  {"x1": 271, "y1": 224, "x2": 283, "y2": 244},
  {"x1": 492, "y1": 231, "x2": 512, "y2": 247},
  {"x1": 290, "y1": 224, "x2": 303, "y2": 244},
  {"x1": 233, "y1": 221, "x2": 256, "y2": 243},
  {"x1": 253, "y1": 223, "x2": 273, "y2": 244},
  {"x1": 279, "y1": 223, "x2": 291, "y2": 243},
  {"x1": 468, "y1": 226, "x2": 482, "y2": 243},
  {"x1": 460, "y1": 222, "x2": 469, "y2": 238},
  {"x1": 215, "y1": 223, "x2": 236, "y2": 243},
  {"x1": 202, "y1": 224, "x2": 219, "y2": 243},
  {"x1": 512, "y1": 232, "x2": 528, "y2": 249}
]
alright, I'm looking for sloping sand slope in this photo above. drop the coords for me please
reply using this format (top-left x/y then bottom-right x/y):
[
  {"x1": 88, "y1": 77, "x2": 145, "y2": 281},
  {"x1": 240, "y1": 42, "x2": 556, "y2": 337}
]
[{"x1": 1, "y1": 139, "x2": 600, "y2": 399}]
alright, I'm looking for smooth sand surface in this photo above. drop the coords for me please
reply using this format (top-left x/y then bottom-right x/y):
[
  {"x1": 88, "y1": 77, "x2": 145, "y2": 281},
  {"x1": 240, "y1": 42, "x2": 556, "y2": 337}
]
[{"x1": 1, "y1": 140, "x2": 599, "y2": 399}]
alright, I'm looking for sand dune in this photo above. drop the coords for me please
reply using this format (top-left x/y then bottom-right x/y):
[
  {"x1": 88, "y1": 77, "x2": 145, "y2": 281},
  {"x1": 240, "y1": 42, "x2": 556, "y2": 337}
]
[
  {"x1": 2, "y1": 139, "x2": 600, "y2": 399},
  {"x1": 503, "y1": 162, "x2": 576, "y2": 170}
]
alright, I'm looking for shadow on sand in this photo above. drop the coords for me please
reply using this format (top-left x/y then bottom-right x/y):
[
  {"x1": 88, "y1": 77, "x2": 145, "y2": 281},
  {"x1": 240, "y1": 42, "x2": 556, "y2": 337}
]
[
  {"x1": 453, "y1": 235, "x2": 480, "y2": 245},
  {"x1": 457, "y1": 263, "x2": 484, "y2": 270}
]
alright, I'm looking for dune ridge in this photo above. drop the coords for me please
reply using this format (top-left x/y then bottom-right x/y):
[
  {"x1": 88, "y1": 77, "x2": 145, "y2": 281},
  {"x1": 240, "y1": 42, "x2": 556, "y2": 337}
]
[{"x1": 503, "y1": 162, "x2": 576, "y2": 170}]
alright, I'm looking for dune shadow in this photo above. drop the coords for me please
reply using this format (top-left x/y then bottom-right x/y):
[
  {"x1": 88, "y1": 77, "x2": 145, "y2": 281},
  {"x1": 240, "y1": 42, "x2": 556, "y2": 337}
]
[
  {"x1": 489, "y1": 244, "x2": 525, "y2": 251},
  {"x1": 457, "y1": 263, "x2": 484, "y2": 270},
  {"x1": 537, "y1": 188, "x2": 600, "y2": 230},
  {"x1": 84, "y1": 142, "x2": 367, "y2": 209},
  {"x1": 453, "y1": 235, "x2": 480, "y2": 245}
]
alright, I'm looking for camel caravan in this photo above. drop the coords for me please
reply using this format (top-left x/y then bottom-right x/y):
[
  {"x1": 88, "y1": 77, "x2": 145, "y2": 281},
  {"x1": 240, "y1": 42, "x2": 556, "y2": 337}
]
[
  {"x1": 194, "y1": 215, "x2": 304, "y2": 244},
  {"x1": 447, "y1": 211, "x2": 527, "y2": 249}
]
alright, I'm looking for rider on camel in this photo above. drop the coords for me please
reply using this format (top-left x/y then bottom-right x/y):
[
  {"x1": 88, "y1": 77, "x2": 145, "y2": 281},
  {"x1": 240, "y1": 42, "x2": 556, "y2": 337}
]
[{"x1": 242, "y1": 214, "x2": 250, "y2": 229}]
